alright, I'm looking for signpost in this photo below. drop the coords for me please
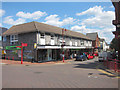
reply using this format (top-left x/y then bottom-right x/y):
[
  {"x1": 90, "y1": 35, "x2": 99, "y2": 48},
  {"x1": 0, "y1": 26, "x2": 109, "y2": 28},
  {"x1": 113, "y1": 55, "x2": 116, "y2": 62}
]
[
  {"x1": 61, "y1": 28, "x2": 67, "y2": 62},
  {"x1": 16, "y1": 43, "x2": 27, "y2": 64}
]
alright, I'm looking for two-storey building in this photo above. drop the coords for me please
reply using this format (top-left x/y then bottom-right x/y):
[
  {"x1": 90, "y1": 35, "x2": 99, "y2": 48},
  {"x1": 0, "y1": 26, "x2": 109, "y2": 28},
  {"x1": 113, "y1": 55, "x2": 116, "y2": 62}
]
[{"x1": 3, "y1": 21, "x2": 92, "y2": 62}]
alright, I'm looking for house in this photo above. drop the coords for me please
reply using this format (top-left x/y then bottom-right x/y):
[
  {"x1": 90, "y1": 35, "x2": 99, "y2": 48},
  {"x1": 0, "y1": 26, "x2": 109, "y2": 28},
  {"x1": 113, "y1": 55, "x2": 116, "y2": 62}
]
[
  {"x1": 2, "y1": 21, "x2": 93, "y2": 62},
  {"x1": 86, "y1": 32, "x2": 100, "y2": 53},
  {"x1": 99, "y1": 38, "x2": 109, "y2": 51}
]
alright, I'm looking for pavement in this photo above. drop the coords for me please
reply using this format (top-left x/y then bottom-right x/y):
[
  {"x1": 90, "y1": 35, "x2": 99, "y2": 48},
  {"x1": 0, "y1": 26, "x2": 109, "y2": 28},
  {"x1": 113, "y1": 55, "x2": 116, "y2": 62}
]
[
  {"x1": 1, "y1": 58, "x2": 74, "y2": 65},
  {"x1": 2, "y1": 57, "x2": 119, "y2": 88}
]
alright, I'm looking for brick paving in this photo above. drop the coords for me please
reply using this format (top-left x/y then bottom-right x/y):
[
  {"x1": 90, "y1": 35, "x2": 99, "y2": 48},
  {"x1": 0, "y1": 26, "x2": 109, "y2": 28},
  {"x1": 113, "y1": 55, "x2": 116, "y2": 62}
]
[
  {"x1": 1, "y1": 59, "x2": 74, "y2": 65},
  {"x1": 2, "y1": 58, "x2": 118, "y2": 88}
]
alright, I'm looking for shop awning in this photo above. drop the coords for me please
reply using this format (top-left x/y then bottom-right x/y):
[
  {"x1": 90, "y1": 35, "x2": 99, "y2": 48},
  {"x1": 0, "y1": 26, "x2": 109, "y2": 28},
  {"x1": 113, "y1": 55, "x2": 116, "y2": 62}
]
[{"x1": 37, "y1": 46, "x2": 93, "y2": 49}]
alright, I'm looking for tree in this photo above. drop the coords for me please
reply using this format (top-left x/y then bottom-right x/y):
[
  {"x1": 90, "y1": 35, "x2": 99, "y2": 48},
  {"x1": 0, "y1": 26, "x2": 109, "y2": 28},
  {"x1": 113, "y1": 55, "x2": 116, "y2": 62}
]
[{"x1": 110, "y1": 38, "x2": 119, "y2": 51}]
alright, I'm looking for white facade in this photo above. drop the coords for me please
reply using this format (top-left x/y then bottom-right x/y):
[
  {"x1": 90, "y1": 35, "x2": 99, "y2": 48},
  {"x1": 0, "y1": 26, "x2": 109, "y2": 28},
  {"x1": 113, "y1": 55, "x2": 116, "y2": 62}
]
[
  {"x1": 37, "y1": 33, "x2": 92, "y2": 49},
  {"x1": 100, "y1": 40, "x2": 109, "y2": 51}
]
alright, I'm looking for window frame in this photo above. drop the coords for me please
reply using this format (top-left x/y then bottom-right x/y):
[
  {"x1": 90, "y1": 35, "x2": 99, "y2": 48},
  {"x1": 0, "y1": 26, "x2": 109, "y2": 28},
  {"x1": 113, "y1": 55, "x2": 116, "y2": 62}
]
[
  {"x1": 10, "y1": 35, "x2": 18, "y2": 44},
  {"x1": 40, "y1": 33, "x2": 45, "y2": 39}
]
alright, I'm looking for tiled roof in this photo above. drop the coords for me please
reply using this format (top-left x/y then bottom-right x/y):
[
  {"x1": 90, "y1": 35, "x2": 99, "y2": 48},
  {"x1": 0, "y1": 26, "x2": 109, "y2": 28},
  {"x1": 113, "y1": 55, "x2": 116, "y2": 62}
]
[
  {"x1": 86, "y1": 32, "x2": 98, "y2": 40},
  {"x1": 3, "y1": 21, "x2": 91, "y2": 40}
]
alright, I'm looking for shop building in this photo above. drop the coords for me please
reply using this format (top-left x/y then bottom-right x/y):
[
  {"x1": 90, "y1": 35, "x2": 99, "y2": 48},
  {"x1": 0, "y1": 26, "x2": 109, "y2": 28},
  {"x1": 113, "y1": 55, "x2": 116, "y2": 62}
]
[{"x1": 2, "y1": 21, "x2": 92, "y2": 62}]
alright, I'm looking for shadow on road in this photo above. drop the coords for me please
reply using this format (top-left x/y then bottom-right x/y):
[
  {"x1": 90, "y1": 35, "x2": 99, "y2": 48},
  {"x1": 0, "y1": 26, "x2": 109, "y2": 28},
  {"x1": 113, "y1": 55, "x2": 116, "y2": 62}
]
[
  {"x1": 73, "y1": 61, "x2": 99, "y2": 69},
  {"x1": 73, "y1": 60, "x2": 118, "y2": 78}
]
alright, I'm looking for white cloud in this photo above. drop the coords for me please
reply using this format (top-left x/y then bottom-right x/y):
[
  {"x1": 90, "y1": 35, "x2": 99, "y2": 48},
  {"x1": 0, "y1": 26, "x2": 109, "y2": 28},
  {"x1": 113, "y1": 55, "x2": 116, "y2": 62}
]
[
  {"x1": 76, "y1": 6, "x2": 103, "y2": 16},
  {"x1": 44, "y1": 14, "x2": 62, "y2": 26},
  {"x1": 75, "y1": 6, "x2": 115, "y2": 43},
  {"x1": 16, "y1": 11, "x2": 47, "y2": 20},
  {"x1": 71, "y1": 25, "x2": 86, "y2": 32},
  {"x1": 71, "y1": 25, "x2": 99, "y2": 34},
  {"x1": 76, "y1": 6, "x2": 115, "y2": 28},
  {"x1": 3, "y1": 16, "x2": 26, "y2": 25},
  {"x1": 43, "y1": 14, "x2": 76, "y2": 27},
  {"x1": 0, "y1": 9, "x2": 5, "y2": 17},
  {"x1": 71, "y1": 25, "x2": 115, "y2": 43}
]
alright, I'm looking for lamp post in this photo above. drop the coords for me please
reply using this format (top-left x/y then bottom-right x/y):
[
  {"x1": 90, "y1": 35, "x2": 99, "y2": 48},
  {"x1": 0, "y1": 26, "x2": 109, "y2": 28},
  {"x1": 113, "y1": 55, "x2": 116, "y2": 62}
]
[
  {"x1": 61, "y1": 28, "x2": 67, "y2": 62},
  {"x1": 111, "y1": 1, "x2": 120, "y2": 60}
]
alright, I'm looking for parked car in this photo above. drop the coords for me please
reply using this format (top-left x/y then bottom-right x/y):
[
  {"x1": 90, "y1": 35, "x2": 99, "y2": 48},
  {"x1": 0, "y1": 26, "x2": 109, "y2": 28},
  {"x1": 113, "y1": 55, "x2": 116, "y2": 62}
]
[
  {"x1": 98, "y1": 52, "x2": 107, "y2": 62},
  {"x1": 87, "y1": 54, "x2": 94, "y2": 60},
  {"x1": 75, "y1": 55, "x2": 87, "y2": 61},
  {"x1": 94, "y1": 53, "x2": 98, "y2": 56}
]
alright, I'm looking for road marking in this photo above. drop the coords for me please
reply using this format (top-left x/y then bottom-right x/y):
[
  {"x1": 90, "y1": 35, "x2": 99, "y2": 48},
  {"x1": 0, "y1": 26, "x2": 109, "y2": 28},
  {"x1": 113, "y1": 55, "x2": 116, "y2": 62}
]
[
  {"x1": 97, "y1": 69, "x2": 120, "y2": 79},
  {"x1": 97, "y1": 69, "x2": 114, "y2": 76},
  {"x1": 96, "y1": 63, "x2": 120, "y2": 79},
  {"x1": 116, "y1": 76, "x2": 120, "y2": 79}
]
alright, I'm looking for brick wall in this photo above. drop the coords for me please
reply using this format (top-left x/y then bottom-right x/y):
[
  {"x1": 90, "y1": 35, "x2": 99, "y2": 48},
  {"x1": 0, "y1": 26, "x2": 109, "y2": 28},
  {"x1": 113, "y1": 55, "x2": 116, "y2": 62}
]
[{"x1": 3, "y1": 32, "x2": 36, "y2": 61}]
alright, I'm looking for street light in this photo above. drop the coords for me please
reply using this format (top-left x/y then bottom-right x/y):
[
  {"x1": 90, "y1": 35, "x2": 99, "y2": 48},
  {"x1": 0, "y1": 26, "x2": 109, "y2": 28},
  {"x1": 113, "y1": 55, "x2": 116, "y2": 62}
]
[
  {"x1": 117, "y1": 24, "x2": 120, "y2": 28},
  {"x1": 61, "y1": 28, "x2": 67, "y2": 62}
]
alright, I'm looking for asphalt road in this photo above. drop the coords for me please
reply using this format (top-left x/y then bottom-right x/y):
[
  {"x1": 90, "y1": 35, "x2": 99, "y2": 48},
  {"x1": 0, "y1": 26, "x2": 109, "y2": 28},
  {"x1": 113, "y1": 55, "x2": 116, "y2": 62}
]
[{"x1": 2, "y1": 58, "x2": 118, "y2": 88}]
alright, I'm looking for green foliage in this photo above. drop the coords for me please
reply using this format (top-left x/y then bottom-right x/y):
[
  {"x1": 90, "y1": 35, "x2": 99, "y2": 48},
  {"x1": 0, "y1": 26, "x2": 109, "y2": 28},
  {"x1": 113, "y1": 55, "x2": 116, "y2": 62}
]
[{"x1": 110, "y1": 38, "x2": 119, "y2": 51}]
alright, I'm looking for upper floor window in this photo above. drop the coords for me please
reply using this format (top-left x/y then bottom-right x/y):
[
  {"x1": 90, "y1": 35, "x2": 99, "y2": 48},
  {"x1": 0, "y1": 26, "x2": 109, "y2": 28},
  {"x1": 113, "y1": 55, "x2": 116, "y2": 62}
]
[
  {"x1": 40, "y1": 33, "x2": 45, "y2": 39},
  {"x1": 10, "y1": 35, "x2": 18, "y2": 42},
  {"x1": 51, "y1": 35, "x2": 54, "y2": 40},
  {"x1": 81, "y1": 40, "x2": 84, "y2": 46},
  {"x1": 10, "y1": 35, "x2": 18, "y2": 45}
]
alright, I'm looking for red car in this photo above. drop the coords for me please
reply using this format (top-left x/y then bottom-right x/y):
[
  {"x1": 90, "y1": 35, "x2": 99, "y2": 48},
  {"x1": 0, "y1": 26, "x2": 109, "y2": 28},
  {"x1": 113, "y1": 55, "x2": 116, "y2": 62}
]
[
  {"x1": 87, "y1": 54, "x2": 94, "y2": 59},
  {"x1": 94, "y1": 53, "x2": 98, "y2": 56}
]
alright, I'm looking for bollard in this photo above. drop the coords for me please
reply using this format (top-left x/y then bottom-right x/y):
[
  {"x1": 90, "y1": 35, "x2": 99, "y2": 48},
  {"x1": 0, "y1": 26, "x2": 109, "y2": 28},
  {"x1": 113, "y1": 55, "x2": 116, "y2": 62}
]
[
  {"x1": 107, "y1": 57, "x2": 109, "y2": 68},
  {"x1": 103, "y1": 57, "x2": 105, "y2": 66},
  {"x1": 5, "y1": 56, "x2": 6, "y2": 60},
  {"x1": 112, "y1": 61, "x2": 114, "y2": 70},
  {"x1": 114, "y1": 62, "x2": 117, "y2": 72},
  {"x1": 8, "y1": 56, "x2": 9, "y2": 60},
  {"x1": 63, "y1": 56, "x2": 64, "y2": 63},
  {"x1": 12, "y1": 56, "x2": 14, "y2": 61},
  {"x1": 109, "y1": 61, "x2": 111, "y2": 69},
  {"x1": 114, "y1": 59, "x2": 117, "y2": 72},
  {"x1": 118, "y1": 63, "x2": 120, "y2": 72}
]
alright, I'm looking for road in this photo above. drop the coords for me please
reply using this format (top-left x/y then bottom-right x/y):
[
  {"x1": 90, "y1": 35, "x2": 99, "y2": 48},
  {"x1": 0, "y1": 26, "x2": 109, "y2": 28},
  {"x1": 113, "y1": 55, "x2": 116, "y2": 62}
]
[{"x1": 2, "y1": 58, "x2": 118, "y2": 88}]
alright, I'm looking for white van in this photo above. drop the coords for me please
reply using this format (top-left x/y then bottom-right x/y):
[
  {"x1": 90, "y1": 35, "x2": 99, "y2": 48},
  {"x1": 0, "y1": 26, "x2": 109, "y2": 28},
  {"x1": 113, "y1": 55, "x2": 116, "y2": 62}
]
[{"x1": 98, "y1": 52, "x2": 112, "y2": 62}]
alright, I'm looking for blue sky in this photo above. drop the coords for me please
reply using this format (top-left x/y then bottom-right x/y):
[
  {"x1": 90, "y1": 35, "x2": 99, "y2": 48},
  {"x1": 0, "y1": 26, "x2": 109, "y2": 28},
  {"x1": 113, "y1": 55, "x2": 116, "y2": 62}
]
[{"x1": 1, "y1": 2, "x2": 115, "y2": 43}]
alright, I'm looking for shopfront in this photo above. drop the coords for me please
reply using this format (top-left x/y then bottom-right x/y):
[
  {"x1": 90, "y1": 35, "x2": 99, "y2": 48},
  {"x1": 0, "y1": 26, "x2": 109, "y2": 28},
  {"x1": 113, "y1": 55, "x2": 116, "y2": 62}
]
[{"x1": 37, "y1": 49, "x2": 61, "y2": 62}]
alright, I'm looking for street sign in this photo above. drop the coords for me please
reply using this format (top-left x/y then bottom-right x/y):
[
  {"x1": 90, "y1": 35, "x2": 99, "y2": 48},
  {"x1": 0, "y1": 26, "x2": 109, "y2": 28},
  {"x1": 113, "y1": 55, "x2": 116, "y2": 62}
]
[
  {"x1": 22, "y1": 43, "x2": 28, "y2": 47},
  {"x1": 6, "y1": 46, "x2": 21, "y2": 50},
  {"x1": 16, "y1": 46, "x2": 22, "y2": 48}
]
